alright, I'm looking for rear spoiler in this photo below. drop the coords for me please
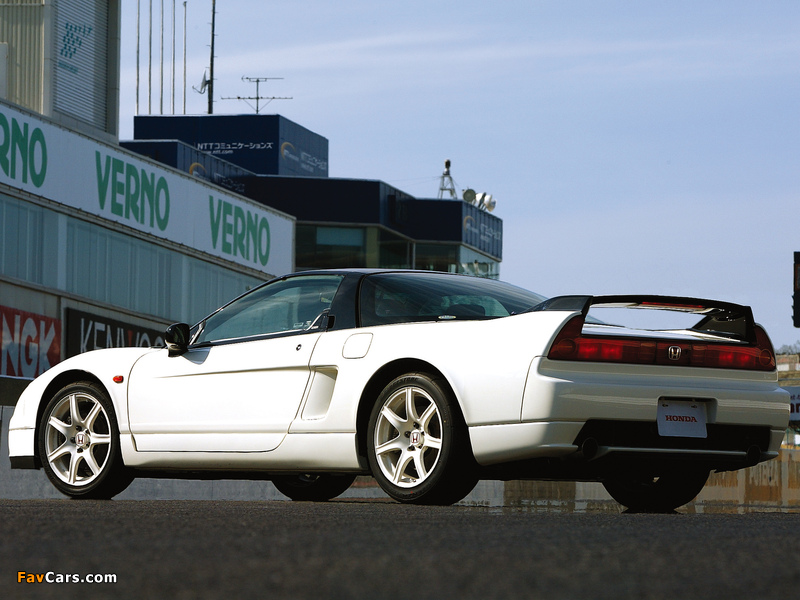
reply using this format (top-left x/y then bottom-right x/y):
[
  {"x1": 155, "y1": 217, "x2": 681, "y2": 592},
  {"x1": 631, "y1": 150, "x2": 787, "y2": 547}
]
[{"x1": 529, "y1": 295, "x2": 758, "y2": 345}]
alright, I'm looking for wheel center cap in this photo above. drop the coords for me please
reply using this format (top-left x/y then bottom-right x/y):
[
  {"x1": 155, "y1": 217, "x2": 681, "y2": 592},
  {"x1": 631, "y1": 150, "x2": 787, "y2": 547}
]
[
  {"x1": 75, "y1": 431, "x2": 90, "y2": 449},
  {"x1": 409, "y1": 429, "x2": 424, "y2": 448}
]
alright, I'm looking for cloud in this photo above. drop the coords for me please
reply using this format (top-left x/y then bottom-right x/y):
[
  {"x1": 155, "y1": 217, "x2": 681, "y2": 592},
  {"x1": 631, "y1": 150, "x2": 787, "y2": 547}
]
[{"x1": 214, "y1": 29, "x2": 800, "y2": 82}]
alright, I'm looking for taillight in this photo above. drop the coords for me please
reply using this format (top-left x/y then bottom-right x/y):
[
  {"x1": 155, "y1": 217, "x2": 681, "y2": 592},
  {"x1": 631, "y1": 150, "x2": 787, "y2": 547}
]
[{"x1": 547, "y1": 316, "x2": 776, "y2": 371}]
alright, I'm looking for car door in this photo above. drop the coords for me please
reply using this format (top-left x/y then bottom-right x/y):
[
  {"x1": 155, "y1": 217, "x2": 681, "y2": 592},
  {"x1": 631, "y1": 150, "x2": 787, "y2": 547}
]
[{"x1": 127, "y1": 274, "x2": 344, "y2": 452}]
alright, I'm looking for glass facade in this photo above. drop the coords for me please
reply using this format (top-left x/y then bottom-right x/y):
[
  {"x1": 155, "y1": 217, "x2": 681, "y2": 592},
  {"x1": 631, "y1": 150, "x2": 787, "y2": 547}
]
[
  {"x1": 0, "y1": 193, "x2": 262, "y2": 325},
  {"x1": 379, "y1": 229, "x2": 413, "y2": 270},
  {"x1": 0, "y1": 193, "x2": 60, "y2": 287},
  {"x1": 414, "y1": 243, "x2": 458, "y2": 273},
  {"x1": 296, "y1": 224, "x2": 498, "y2": 277},
  {"x1": 296, "y1": 225, "x2": 412, "y2": 271},
  {"x1": 413, "y1": 243, "x2": 500, "y2": 279},
  {"x1": 457, "y1": 246, "x2": 501, "y2": 279},
  {"x1": 297, "y1": 226, "x2": 366, "y2": 268}
]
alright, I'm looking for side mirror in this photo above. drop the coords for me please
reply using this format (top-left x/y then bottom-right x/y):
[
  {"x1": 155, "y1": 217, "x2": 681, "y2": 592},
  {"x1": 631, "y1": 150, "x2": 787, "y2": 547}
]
[{"x1": 165, "y1": 323, "x2": 191, "y2": 356}]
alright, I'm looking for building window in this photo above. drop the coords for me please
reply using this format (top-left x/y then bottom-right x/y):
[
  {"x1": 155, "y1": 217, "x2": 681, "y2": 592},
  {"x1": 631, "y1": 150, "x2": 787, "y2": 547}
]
[
  {"x1": 296, "y1": 225, "x2": 366, "y2": 269},
  {"x1": 379, "y1": 230, "x2": 412, "y2": 269},
  {"x1": 0, "y1": 194, "x2": 59, "y2": 287},
  {"x1": 414, "y1": 243, "x2": 459, "y2": 273},
  {"x1": 0, "y1": 192, "x2": 262, "y2": 325},
  {"x1": 414, "y1": 242, "x2": 499, "y2": 279},
  {"x1": 459, "y1": 246, "x2": 500, "y2": 279}
]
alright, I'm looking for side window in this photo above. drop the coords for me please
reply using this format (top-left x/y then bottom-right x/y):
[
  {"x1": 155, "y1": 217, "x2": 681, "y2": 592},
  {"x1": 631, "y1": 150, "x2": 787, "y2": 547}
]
[
  {"x1": 359, "y1": 273, "x2": 548, "y2": 327},
  {"x1": 431, "y1": 295, "x2": 509, "y2": 317},
  {"x1": 194, "y1": 275, "x2": 343, "y2": 344}
]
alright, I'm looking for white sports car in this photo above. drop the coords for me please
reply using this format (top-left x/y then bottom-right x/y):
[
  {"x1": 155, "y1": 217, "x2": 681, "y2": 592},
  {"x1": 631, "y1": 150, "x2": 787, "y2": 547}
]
[{"x1": 8, "y1": 270, "x2": 790, "y2": 511}]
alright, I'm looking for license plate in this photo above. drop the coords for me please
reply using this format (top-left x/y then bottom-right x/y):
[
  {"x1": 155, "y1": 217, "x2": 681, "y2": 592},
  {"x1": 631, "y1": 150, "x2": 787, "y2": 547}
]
[{"x1": 657, "y1": 399, "x2": 707, "y2": 438}]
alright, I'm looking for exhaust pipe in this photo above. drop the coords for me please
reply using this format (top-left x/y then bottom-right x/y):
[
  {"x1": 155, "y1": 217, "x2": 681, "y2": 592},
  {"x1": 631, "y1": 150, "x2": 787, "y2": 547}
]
[
  {"x1": 746, "y1": 445, "x2": 761, "y2": 466},
  {"x1": 581, "y1": 437, "x2": 599, "y2": 461}
]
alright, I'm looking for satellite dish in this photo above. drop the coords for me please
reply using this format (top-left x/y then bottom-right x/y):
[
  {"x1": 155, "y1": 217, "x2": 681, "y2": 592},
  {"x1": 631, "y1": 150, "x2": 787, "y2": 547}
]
[
  {"x1": 463, "y1": 189, "x2": 476, "y2": 204},
  {"x1": 484, "y1": 196, "x2": 497, "y2": 212},
  {"x1": 193, "y1": 70, "x2": 209, "y2": 95}
]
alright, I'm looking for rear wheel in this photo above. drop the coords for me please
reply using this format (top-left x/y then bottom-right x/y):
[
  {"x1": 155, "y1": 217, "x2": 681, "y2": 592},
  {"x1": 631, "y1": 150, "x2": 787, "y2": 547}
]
[
  {"x1": 367, "y1": 373, "x2": 477, "y2": 505},
  {"x1": 603, "y1": 469, "x2": 709, "y2": 512},
  {"x1": 272, "y1": 474, "x2": 357, "y2": 501},
  {"x1": 38, "y1": 382, "x2": 133, "y2": 499}
]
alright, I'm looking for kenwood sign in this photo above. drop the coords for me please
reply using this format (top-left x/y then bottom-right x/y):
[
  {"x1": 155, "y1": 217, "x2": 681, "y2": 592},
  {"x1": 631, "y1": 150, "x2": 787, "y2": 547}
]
[
  {"x1": 0, "y1": 102, "x2": 293, "y2": 274},
  {"x1": 65, "y1": 309, "x2": 165, "y2": 358}
]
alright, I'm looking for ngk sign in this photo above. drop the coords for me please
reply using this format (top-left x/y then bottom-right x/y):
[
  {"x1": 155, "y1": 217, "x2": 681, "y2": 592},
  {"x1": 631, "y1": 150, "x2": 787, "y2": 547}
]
[{"x1": 0, "y1": 306, "x2": 61, "y2": 378}]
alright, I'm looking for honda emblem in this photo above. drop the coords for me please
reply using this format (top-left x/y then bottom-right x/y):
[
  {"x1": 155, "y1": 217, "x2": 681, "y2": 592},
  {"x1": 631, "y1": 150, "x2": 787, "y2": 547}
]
[{"x1": 668, "y1": 346, "x2": 682, "y2": 361}]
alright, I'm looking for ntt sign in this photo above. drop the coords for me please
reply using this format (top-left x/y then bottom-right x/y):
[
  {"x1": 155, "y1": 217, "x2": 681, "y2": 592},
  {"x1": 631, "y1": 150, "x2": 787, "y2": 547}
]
[{"x1": 0, "y1": 102, "x2": 293, "y2": 274}]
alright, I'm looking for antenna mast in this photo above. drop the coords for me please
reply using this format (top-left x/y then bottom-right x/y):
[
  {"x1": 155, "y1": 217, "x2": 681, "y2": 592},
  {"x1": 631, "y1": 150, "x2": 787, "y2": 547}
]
[
  {"x1": 438, "y1": 159, "x2": 458, "y2": 199},
  {"x1": 222, "y1": 77, "x2": 293, "y2": 114},
  {"x1": 208, "y1": 0, "x2": 216, "y2": 114}
]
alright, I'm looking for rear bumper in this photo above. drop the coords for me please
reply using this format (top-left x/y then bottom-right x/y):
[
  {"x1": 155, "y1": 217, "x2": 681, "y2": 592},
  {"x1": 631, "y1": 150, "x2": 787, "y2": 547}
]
[
  {"x1": 572, "y1": 418, "x2": 781, "y2": 472},
  {"x1": 523, "y1": 358, "x2": 789, "y2": 447},
  {"x1": 468, "y1": 418, "x2": 783, "y2": 470},
  {"x1": 469, "y1": 357, "x2": 789, "y2": 472}
]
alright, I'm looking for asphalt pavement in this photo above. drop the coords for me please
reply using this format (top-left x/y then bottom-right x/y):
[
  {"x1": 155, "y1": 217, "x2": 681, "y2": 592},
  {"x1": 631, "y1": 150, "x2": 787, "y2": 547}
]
[{"x1": 1, "y1": 498, "x2": 798, "y2": 600}]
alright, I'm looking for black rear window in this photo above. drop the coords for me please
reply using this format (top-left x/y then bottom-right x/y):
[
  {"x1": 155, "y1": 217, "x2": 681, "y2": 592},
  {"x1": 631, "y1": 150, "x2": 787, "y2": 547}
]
[{"x1": 359, "y1": 272, "x2": 547, "y2": 327}]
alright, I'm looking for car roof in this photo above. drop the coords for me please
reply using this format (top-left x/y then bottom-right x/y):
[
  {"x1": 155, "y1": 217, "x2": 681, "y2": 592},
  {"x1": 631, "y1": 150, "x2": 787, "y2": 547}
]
[{"x1": 285, "y1": 268, "x2": 477, "y2": 278}]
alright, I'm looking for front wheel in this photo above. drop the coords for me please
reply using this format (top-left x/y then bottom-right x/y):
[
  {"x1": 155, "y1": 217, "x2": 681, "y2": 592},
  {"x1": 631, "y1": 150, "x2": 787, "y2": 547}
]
[
  {"x1": 602, "y1": 469, "x2": 709, "y2": 512},
  {"x1": 367, "y1": 373, "x2": 477, "y2": 505},
  {"x1": 272, "y1": 474, "x2": 357, "y2": 501},
  {"x1": 37, "y1": 382, "x2": 133, "y2": 499}
]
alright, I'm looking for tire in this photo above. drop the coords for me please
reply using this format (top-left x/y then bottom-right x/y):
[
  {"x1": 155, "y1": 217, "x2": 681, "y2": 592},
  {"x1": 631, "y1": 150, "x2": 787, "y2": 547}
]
[
  {"x1": 367, "y1": 373, "x2": 477, "y2": 505},
  {"x1": 37, "y1": 382, "x2": 133, "y2": 499},
  {"x1": 272, "y1": 474, "x2": 357, "y2": 501},
  {"x1": 602, "y1": 468, "x2": 710, "y2": 512}
]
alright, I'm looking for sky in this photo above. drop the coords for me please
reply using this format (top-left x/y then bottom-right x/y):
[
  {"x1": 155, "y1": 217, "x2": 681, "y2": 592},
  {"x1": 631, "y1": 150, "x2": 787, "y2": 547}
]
[{"x1": 118, "y1": 1, "x2": 800, "y2": 349}]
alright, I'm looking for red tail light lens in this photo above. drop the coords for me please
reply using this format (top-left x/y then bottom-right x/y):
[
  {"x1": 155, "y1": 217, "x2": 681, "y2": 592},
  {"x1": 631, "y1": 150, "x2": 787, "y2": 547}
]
[{"x1": 547, "y1": 316, "x2": 776, "y2": 371}]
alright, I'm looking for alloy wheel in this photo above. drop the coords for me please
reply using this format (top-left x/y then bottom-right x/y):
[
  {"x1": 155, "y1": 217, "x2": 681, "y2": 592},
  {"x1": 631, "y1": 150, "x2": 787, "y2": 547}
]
[
  {"x1": 373, "y1": 384, "x2": 443, "y2": 488},
  {"x1": 43, "y1": 391, "x2": 112, "y2": 487}
]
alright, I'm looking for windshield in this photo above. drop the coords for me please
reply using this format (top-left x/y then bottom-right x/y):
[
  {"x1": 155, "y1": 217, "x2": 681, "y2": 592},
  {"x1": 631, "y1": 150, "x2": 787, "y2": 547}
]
[{"x1": 359, "y1": 272, "x2": 547, "y2": 327}]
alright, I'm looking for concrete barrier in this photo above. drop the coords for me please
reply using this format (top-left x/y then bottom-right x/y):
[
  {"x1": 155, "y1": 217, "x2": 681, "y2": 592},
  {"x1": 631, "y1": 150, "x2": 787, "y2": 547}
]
[
  {"x1": 691, "y1": 449, "x2": 800, "y2": 513},
  {"x1": 493, "y1": 452, "x2": 800, "y2": 513}
]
